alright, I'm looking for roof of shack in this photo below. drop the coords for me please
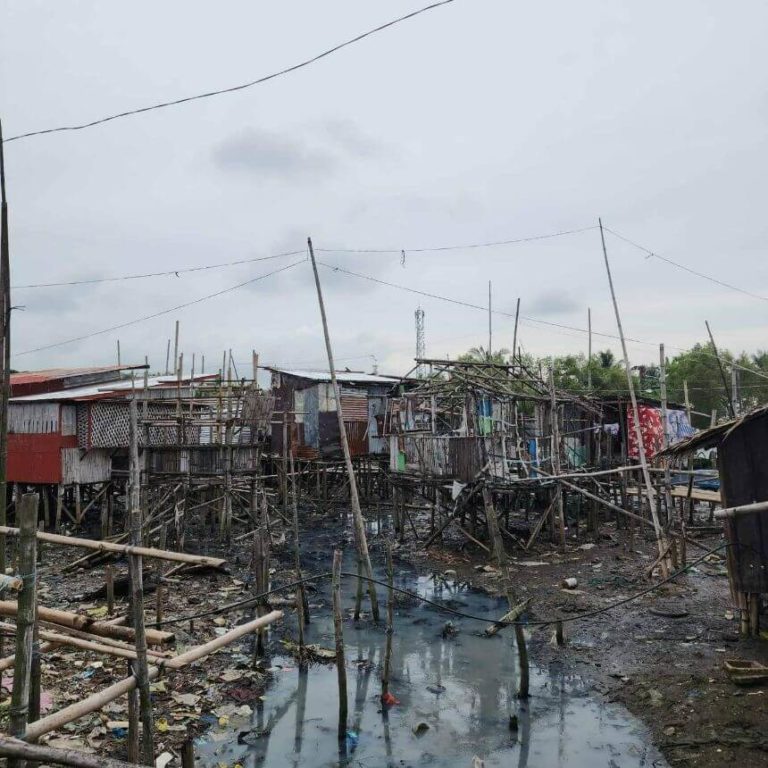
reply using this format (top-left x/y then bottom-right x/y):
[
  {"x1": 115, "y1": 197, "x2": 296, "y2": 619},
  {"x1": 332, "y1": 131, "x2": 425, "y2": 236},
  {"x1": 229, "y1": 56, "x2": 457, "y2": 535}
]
[
  {"x1": 267, "y1": 368, "x2": 403, "y2": 385},
  {"x1": 10, "y1": 374, "x2": 216, "y2": 403}
]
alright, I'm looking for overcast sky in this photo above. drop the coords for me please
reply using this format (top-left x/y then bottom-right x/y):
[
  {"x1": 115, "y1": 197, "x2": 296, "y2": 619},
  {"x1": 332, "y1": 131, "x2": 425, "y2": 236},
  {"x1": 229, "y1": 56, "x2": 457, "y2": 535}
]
[{"x1": 2, "y1": 0, "x2": 767, "y2": 383}]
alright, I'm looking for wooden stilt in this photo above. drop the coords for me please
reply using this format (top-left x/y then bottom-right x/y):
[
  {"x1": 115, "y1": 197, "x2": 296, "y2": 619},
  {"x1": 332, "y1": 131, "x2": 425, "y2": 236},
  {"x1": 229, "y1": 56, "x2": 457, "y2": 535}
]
[
  {"x1": 9, "y1": 493, "x2": 38, "y2": 756},
  {"x1": 381, "y1": 542, "x2": 394, "y2": 700}
]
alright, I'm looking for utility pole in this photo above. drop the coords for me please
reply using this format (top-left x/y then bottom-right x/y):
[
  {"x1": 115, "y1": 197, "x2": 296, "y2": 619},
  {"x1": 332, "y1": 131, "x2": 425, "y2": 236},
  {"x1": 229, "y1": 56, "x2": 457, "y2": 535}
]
[
  {"x1": 307, "y1": 237, "x2": 379, "y2": 621},
  {"x1": 173, "y1": 320, "x2": 180, "y2": 378},
  {"x1": 731, "y1": 366, "x2": 740, "y2": 417},
  {"x1": 587, "y1": 308, "x2": 592, "y2": 391},
  {"x1": 599, "y1": 219, "x2": 670, "y2": 575},
  {"x1": 0, "y1": 119, "x2": 11, "y2": 581},
  {"x1": 511, "y1": 297, "x2": 520, "y2": 365},
  {"x1": 487, "y1": 280, "x2": 492, "y2": 360},
  {"x1": 705, "y1": 320, "x2": 734, "y2": 418}
]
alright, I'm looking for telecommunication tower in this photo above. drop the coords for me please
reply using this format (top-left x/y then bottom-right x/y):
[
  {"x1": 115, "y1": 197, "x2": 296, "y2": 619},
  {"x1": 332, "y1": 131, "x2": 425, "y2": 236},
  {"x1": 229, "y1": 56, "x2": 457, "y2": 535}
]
[{"x1": 415, "y1": 307, "x2": 426, "y2": 377}]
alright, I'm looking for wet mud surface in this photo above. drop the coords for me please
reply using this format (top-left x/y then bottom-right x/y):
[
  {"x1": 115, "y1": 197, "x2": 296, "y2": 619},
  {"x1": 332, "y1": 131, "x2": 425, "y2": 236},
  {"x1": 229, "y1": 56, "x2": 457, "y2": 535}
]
[{"x1": 17, "y1": 506, "x2": 768, "y2": 767}]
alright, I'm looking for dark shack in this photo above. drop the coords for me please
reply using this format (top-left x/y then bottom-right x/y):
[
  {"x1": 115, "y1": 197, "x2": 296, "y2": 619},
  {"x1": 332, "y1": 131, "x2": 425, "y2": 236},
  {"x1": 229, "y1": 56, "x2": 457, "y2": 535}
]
[{"x1": 661, "y1": 405, "x2": 768, "y2": 634}]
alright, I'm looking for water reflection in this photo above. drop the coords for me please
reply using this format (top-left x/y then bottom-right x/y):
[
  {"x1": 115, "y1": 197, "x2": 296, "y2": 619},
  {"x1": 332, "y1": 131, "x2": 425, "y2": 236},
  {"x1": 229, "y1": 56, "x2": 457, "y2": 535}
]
[{"x1": 197, "y1": 550, "x2": 666, "y2": 768}]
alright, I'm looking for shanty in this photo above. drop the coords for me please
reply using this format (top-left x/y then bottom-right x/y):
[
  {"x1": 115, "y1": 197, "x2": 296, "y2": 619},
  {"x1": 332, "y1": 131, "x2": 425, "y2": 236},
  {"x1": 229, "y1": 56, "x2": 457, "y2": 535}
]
[{"x1": 2, "y1": 4, "x2": 768, "y2": 768}]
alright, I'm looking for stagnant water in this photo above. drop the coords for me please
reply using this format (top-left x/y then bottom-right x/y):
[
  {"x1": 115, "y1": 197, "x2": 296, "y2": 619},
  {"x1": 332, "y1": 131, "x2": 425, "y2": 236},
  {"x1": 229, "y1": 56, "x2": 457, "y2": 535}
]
[{"x1": 197, "y1": 547, "x2": 667, "y2": 767}]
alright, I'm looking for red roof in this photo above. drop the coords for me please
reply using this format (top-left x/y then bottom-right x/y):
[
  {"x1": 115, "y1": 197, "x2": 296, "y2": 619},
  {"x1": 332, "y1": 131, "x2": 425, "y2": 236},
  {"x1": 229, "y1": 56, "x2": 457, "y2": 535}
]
[{"x1": 10, "y1": 365, "x2": 148, "y2": 397}]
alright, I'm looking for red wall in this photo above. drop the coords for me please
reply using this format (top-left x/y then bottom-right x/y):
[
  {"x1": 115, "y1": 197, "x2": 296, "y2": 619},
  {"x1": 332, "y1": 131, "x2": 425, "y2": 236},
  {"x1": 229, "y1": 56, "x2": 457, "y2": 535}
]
[{"x1": 7, "y1": 434, "x2": 78, "y2": 484}]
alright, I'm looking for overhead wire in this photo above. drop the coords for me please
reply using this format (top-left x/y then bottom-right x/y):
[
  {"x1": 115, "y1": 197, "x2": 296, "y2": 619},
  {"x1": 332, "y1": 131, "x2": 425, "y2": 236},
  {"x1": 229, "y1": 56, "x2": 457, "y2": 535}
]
[
  {"x1": 12, "y1": 249, "x2": 304, "y2": 289},
  {"x1": 14, "y1": 259, "x2": 305, "y2": 356},
  {"x1": 604, "y1": 226, "x2": 768, "y2": 304},
  {"x1": 4, "y1": 0, "x2": 458, "y2": 144},
  {"x1": 315, "y1": 225, "x2": 597, "y2": 253}
]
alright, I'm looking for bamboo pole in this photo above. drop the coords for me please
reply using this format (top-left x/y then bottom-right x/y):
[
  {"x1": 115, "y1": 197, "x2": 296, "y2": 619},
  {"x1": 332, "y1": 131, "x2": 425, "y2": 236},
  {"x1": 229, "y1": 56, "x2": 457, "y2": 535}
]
[
  {"x1": 9, "y1": 493, "x2": 38, "y2": 752},
  {"x1": 0, "y1": 527, "x2": 225, "y2": 568},
  {"x1": 308, "y1": 238, "x2": 379, "y2": 621},
  {"x1": 0, "y1": 622, "x2": 159, "y2": 663},
  {"x1": 331, "y1": 550, "x2": 348, "y2": 740},
  {"x1": 127, "y1": 395, "x2": 154, "y2": 765},
  {"x1": 0, "y1": 735, "x2": 137, "y2": 768},
  {"x1": 0, "y1": 603, "x2": 173, "y2": 646},
  {"x1": 548, "y1": 368, "x2": 565, "y2": 548},
  {"x1": 23, "y1": 611, "x2": 283, "y2": 742},
  {"x1": 599, "y1": 219, "x2": 670, "y2": 575},
  {"x1": 0, "y1": 119, "x2": 10, "y2": 598},
  {"x1": 484, "y1": 598, "x2": 531, "y2": 637},
  {"x1": 290, "y1": 452, "x2": 309, "y2": 636}
]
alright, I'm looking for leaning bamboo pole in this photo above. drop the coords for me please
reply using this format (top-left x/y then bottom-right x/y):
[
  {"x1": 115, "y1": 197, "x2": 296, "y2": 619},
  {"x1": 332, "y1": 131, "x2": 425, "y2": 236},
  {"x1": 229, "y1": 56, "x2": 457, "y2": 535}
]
[
  {"x1": 0, "y1": 527, "x2": 226, "y2": 569},
  {"x1": 599, "y1": 219, "x2": 670, "y2": 575},
  {"x1": 307, "y1": 237, "x2": 379, "y2": 621},
  {"x1": 23, "y1": 610, "x2": 283, "y2": 742}
]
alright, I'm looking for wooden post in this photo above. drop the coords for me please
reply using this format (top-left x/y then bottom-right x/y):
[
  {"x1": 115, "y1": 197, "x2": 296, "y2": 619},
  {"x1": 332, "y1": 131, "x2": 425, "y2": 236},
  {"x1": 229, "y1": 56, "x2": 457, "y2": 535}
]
[
  {"x1": 127, "y1": 396, "x2": 154, "y2": 765},
  {"x1": 381, "y1": 542, "x2": 394, "y2": 700},
  {"x1": 0, "y1": 120, "x2": 11, "y2": 589},
  {"x1": 9, "y1": 493, "x2": 38, "y2": 752},
  {"x1": 105, "y1": 565, "x2": 115, "y2": 615},
  {"x1": 308, "y1": 238, "x2": 379, "y2": 621},
  {"x1": 289, "y1": 452, "x2": 308, "y2": 647},
  {"x1": 181, "y1": 739, "x2": 195, "y2": 768},
  {"x1": 332, "y1": 549, "x2": 348, "y2": 740},
  {"x1": 548, "y1": 367, "x2": 565, "y2": 549},
  {"x1": 659, "y1": 344, "x2": 675, "y2": 531},
  {"x1": 599, "y1": 220, "x2": 670, "y2": 575}
]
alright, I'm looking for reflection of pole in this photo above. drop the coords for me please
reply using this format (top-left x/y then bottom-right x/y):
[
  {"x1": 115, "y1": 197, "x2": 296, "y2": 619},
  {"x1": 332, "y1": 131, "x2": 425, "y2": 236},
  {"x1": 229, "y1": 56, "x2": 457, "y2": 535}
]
[
  {"x1": 293, "y1": 666, "x2": 308, "y2": 757},
  {"x1": 308, "y1": 237, "x2": 379, "y2": 621},
  {"x1": 599, "y1": 219, "x2": 670, "y2": 576},
  {"x1": 332, "y1": 550, "x2": 348, "y2": 742}
]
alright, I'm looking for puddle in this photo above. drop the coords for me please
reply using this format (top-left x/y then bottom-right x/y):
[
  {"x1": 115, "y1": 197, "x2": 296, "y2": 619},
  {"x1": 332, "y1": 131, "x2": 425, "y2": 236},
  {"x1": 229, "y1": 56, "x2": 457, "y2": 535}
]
[{"x1": 197, "y1": 548, "x2": 667, "y2": 767}]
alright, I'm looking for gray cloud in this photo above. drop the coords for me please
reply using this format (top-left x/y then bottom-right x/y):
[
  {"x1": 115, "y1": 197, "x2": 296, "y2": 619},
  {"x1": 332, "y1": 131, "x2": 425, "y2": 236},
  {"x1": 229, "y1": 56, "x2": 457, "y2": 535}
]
[
  {"x1": 212, "y1": 128, "x2": 340, "y2": 179},
  {"x1": 321, "y1": 119, "x2": 386, "y2": 158},
  {"x1": 526, "y1": 290, "x2": 580, "y2": 316}
]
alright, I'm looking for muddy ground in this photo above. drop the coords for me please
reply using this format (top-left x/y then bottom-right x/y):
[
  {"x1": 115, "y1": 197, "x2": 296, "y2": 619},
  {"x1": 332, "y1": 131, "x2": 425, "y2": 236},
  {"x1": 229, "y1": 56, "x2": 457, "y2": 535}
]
[{"x1": 3, "y1": 503, "x2": 766, "y2": 766}]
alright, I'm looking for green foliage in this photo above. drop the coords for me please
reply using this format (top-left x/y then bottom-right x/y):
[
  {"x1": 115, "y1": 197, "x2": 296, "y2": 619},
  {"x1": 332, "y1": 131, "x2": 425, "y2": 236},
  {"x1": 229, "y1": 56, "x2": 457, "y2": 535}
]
[{"x1": 456, "y1": 341, "x2": 768, "y2": 427}]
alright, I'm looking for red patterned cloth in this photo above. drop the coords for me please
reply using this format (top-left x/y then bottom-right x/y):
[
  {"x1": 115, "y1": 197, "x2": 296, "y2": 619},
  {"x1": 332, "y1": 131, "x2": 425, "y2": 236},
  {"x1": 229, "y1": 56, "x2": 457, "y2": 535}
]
[{"x1": 627, "y1": 406, "x2": 664, "y2": 458}]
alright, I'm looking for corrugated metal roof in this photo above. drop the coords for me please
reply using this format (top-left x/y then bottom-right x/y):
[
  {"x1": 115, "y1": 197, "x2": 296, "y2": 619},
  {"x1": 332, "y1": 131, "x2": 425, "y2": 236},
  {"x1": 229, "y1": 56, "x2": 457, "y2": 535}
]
[
  {"x1": 268, "y1": 368, "x2": 401, "y2": 385},
  {"x1": 10, "y1": 374, "x2": 216, "y2": 403},
  {"x1": 10, "y1": 365, "x2": 147, "y2": 386}
]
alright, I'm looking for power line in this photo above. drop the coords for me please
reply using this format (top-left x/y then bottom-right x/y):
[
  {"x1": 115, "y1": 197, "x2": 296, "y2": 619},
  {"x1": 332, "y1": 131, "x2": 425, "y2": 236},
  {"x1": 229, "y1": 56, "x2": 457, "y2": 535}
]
[
  {"x1": 316, "y1": 225, "x2": 597, "y2": 254},
  {"x1": 13, "y1": 224, "x2": 595, "y2": 291},
  {"x1": 12, "y1": 249, "x2": 305, "y2": 289},
  {"x1": 604, "y1": 226, "x2": 768, "y2": 304},
  {"x1": 316, "y1": 260, "x2": 655, "y2": 347},
  {"x1": 4, "y1": 0, "x2": 458, "y2": 144},
  {"x1": 14, "y1": 260, "x2": 304, "y2": 356},
  {"x1": 318, "y1": 259, "x2": 768, "y2": 381}
]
